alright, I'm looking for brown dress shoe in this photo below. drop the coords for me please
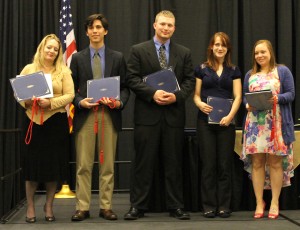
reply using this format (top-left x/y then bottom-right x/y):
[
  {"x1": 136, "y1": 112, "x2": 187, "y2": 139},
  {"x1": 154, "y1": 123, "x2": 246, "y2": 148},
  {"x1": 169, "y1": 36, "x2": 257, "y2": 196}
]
[
  {"x1": 71, "y1": 210, "x2": 90, "y2": 221},
  {"x1": 99, "y1": 209, "x2": 118, "y2": 220}
]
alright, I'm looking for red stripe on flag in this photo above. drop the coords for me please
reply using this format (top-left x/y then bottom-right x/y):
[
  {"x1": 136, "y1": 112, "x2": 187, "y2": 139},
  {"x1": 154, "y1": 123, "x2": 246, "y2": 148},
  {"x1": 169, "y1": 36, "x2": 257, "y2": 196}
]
[
  {"x1": 68, "y1": 103, "x2": 75, "y2": 133},
  {"x1": 66, "y1": 40, "x2": 77, "y2": 59}
]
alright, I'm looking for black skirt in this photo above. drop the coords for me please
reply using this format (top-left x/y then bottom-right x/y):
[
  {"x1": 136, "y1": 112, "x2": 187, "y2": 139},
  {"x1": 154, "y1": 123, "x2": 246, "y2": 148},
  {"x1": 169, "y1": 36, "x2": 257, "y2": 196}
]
[{"x1": 23, "y1": 112, "x2": 70, "y2": 183}]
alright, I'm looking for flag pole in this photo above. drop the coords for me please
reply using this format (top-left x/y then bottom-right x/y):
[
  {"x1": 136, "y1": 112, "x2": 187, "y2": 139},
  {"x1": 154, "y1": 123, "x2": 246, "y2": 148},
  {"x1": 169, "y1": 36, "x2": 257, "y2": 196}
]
[{"x1": 55, "y1": 0, "x2": 77, "y2": 199}]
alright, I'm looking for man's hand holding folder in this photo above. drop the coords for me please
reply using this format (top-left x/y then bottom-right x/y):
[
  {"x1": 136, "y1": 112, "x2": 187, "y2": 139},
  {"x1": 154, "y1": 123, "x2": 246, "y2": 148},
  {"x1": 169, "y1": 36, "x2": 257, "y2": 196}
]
[
  {"x1": 143, "y1": 69, "x2": 180, "y2": 105},
  {"x1": 153, "y1": 90, "x2": 176, "y2": 105}
]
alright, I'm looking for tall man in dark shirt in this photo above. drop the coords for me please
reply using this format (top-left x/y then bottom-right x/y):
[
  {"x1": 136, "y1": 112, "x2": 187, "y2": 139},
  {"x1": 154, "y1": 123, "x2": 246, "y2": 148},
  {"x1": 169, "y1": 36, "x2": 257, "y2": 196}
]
[{"x1": 124, "y1": 10, "x2": 195, "y2": 220}]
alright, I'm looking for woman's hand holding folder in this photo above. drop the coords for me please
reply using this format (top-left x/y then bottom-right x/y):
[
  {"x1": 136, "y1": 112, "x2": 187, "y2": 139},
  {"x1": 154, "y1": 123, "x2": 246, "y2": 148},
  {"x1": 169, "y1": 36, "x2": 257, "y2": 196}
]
[
  {"x1": 197, "y1": 101, "x2": 213, "y2": 115},
  {"x1": 24, "y1": 96, "x2": 50, "y2": 109},
  {"x1": 246, "y1": 94, "x2": 277, "y2": 112}
]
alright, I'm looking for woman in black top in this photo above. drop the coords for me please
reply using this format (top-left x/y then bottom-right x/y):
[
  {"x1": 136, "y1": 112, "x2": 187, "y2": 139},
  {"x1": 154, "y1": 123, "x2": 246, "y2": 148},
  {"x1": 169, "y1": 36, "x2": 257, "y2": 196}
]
[{"x1": 193, "y1": 32, "x2": 242, "y2": 218}]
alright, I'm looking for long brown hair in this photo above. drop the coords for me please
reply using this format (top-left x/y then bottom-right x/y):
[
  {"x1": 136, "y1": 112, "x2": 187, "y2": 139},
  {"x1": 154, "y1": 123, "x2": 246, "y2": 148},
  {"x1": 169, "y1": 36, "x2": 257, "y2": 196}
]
[
  {"x1": 205, "y1": 32, "x2": 233, "y2": 71},
  {"x1": 251, "y1": 39, "x2": 277, "y2": 75}
]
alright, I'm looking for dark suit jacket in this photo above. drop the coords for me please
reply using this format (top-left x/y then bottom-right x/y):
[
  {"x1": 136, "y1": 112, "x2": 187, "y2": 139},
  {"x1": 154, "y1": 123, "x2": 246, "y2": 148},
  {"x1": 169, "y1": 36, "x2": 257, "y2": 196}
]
[
  {"x1": 126, "y1": 39, "x2": 195, "y2": 127},
  {"x1": 70, "y1": 46, "x2": 130, "y2": 132}
]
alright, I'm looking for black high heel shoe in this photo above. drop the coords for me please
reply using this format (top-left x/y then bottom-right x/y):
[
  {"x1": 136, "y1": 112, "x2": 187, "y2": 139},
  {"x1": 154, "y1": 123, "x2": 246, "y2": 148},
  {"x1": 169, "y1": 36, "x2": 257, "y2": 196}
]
[
  {"x1": 44, "y1": 204, "x2": 55, "y2": 222},
  {"x1": 25, "y1": 216, "x2": 36, "y2": 223},
  {"x1": 45, "y1": 216, "x2": 56, "y2": 222},
  {"x1": 218, "y1": 210, "x2": 231, "y2": 218}
]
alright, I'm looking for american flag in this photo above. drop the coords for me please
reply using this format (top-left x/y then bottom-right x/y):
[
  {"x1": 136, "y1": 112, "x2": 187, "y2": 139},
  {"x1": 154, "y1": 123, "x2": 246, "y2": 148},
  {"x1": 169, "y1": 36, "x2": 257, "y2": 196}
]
[
  {"x1": 59, "y1": 0, "x2": 77, "y2": 66},
  {"x1": 59, "y1": 0, "x2": 76, "y2": 133}
]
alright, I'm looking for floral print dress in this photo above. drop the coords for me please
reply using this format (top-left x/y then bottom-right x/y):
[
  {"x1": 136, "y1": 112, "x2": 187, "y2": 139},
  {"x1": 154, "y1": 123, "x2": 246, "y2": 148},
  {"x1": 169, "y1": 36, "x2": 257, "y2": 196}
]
[{"x1": 241, "y1": 68, "x2": 294, "y2": 189}]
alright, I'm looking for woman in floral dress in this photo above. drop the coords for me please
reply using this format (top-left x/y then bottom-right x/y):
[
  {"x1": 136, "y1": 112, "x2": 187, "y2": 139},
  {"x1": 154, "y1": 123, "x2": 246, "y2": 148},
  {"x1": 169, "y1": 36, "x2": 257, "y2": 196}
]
[{"x1": 241, "y1": 40, "x2": 295, "y2": 219}]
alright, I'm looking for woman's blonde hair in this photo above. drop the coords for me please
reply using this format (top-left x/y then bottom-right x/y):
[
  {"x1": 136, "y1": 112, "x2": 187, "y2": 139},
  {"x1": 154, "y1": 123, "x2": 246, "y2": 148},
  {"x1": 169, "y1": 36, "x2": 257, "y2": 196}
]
[{"x1": 32, "y1": 34, "x2": 71, "y2": 75}]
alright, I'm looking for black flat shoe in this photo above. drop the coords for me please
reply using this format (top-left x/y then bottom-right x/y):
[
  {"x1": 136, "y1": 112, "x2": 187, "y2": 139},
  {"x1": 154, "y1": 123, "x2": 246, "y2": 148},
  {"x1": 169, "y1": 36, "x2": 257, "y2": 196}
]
[
  {"x1": 218, "y1": 210, "x2": 231, "y2": 218},
  {"x1": 25, "y1": 216, "x2": 36, "y2": 223},
  {"x1": 203, "y1": 210, "x2": 216, "y2": 218},
  {"x1": 45, "y1": 216, "x2": 56, "y2": 222}
]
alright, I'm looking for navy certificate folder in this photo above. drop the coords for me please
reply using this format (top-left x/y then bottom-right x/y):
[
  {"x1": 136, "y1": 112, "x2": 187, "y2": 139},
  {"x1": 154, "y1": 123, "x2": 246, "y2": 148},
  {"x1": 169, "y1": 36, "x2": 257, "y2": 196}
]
[
  {"x1": 207, "y1": 96, "x2": 233, "y2": 124},
  {"x1": 143, "y1": 69, "x2": 180, "y2": 93},
  {"x1": 10, "y1": 71, "x2": 51, "y2": 102},
  {"x1": 245, "y1": 90, "x2": 273, "y2": 110},
  {"x1": 87, "y1": 76, "x2": 120, "y2": 103}
]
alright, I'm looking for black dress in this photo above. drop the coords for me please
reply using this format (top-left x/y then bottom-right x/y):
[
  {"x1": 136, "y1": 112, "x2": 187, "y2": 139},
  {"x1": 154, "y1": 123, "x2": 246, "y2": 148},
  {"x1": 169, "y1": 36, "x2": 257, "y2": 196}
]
[{"x1": 23, "y1": 112, "x2": 70, "y2": 182}]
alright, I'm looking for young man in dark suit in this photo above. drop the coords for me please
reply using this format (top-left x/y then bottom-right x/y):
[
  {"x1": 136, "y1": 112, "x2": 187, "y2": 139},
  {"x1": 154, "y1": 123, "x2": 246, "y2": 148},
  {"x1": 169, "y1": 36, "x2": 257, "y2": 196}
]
[
  {"x1": 70, "y1": 14, "x2": 130, "y2": 221},
  {"x1": 124, "y1": 10, "x2": 195, "y2": 220}
]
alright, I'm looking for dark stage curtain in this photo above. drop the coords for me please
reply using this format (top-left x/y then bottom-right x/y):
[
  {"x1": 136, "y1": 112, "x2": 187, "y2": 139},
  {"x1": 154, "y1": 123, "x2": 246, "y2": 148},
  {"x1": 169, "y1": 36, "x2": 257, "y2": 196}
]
[{"x1": 0, "y1": 0, "x2": 300, "y2": 218}]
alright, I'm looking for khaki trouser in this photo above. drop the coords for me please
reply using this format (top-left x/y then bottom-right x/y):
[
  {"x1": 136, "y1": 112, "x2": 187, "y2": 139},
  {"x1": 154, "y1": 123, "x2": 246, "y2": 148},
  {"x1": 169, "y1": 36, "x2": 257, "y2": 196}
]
[{"x1": 75, "y1": 108, "x2": 117, "y2": 210}]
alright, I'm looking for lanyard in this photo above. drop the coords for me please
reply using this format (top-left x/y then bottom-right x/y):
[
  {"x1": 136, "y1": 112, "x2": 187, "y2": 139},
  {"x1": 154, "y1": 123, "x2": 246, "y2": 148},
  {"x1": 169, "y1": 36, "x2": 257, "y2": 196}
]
[
  {"x1": 25, "y1": 98, "x2": 44, "y2": 145},
  {"x1": 93, "y1": 98, "x2": 117, "y2": 164}
]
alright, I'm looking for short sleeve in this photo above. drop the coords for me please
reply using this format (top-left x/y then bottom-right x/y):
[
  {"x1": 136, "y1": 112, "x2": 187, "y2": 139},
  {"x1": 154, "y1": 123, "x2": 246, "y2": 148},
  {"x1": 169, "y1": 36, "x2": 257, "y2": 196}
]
[
  {"x1": 232, "y1": 66, "x2": 242, "y2": 80},
  {"x1": 194, "y1": 64, "x2": 205, "y2": 80}
]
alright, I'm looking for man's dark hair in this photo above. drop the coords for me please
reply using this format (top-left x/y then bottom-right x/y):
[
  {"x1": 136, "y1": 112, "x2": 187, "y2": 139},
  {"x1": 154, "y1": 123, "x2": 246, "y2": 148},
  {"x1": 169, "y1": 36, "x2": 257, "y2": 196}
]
[{"x1": 84, "y1": 14, "x2": 109, "y2": 32}]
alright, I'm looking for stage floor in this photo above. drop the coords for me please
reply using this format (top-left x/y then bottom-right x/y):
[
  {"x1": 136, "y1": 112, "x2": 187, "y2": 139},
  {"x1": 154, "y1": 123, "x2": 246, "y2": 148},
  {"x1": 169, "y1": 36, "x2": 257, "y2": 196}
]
[{"x1": 2, "y1": 193, "x2": 300, "y2": 230}]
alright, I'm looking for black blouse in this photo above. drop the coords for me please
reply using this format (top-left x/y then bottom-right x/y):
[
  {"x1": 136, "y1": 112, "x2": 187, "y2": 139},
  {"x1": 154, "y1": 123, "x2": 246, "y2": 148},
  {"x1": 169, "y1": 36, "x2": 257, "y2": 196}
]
[{"x1": 194, "y1": 63, "x2": 241, "y2": 120}]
